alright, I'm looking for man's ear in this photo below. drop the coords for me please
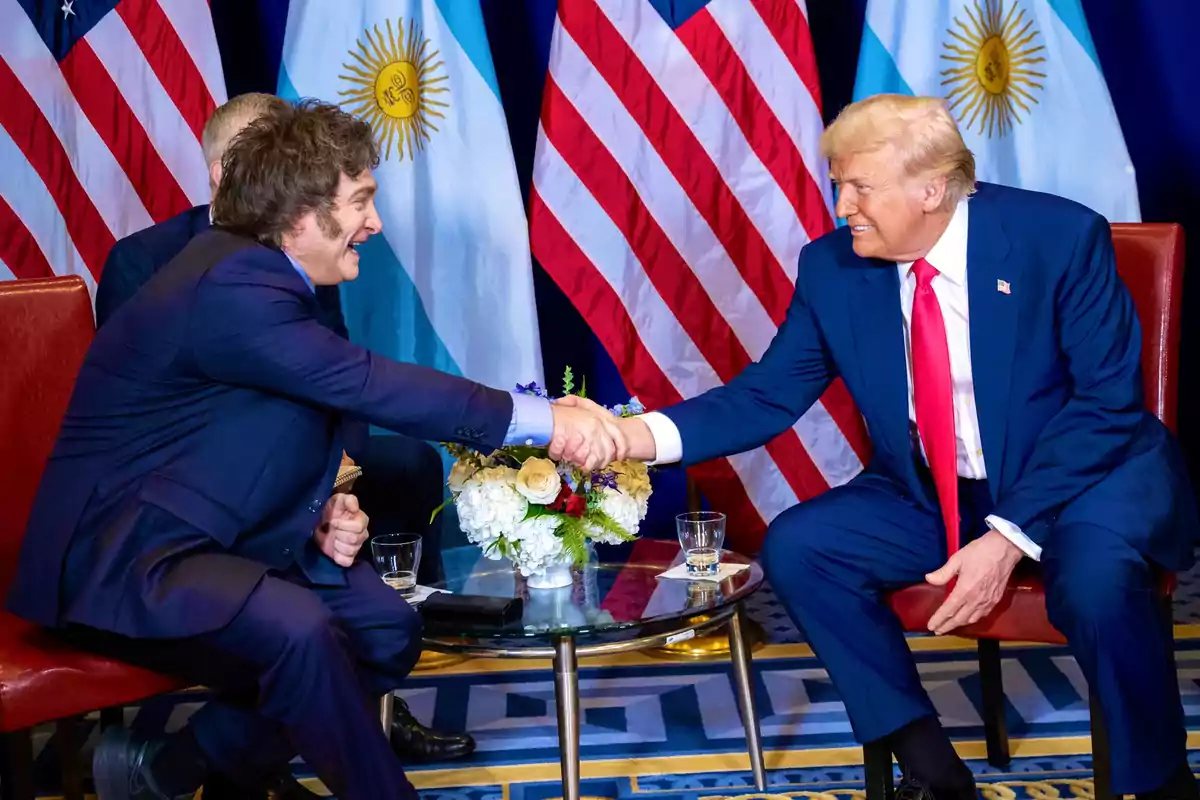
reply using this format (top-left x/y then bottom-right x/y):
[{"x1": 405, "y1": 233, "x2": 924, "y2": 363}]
[
  {"x1": 208, "y1": 159, "x2": 223, "y2": 193},
  {"x1": 922, "y1": 174, "x2": 949, "y2": 212},
  {"x1": 279, "y1": 214, "x2": 309, "y2": 255}
]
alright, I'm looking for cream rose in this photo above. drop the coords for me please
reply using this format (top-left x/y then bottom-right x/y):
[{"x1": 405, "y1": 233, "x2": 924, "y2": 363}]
[
  {"x1": 447, "y1": 459, "x2": 479, "y2": 494},
  {"x1": 611, "y1": 460, "x2": 652, "y2": 504},
  {"x1": 515, "y1": 457, "x2": 562, "y2": 505}
]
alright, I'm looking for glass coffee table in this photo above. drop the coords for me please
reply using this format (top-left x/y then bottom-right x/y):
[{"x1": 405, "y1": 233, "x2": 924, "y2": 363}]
[{"x1": 404, "y1": 542, "x2": 766, "y2": 800}]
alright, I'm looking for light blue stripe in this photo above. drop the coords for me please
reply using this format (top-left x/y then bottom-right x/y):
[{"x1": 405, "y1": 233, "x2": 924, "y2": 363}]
[
  {"x1": 841, "y1": 24, "x2": 913, "y2": 228},
  {"x1": 852, "y1": 25, "x2": 914, "y2": 101},
  {"x1": 1044, "y1": 0, "x2": 1101, "y2": 70},
  {"x1": 278, "y1": 62, "x2": 459, "y2": 375},
  {"x1": 277, "y1": 60, "x2": 300, "y2": 103},
  {"x1": 432, "y1": 0, "x2": 502, "y2": 106},
  {"x1": 338, "y1": 235, "x2": 463, "y2": 378}
]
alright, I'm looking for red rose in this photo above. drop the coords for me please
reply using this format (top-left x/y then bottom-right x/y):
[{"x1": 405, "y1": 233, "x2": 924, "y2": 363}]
[
  {"x1": 562, "y1": 493, "x2": 587, "y2": 518},
  {"x1": 550, "y1": 484, "x2": 587, "y2": 518}
]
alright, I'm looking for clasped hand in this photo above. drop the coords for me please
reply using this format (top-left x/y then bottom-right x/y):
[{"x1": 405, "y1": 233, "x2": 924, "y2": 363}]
[
  {"x1": 925, "y1": 528, "x2": 1024, "y2": 635},
  {"x1": 550, "y1": 395, "x2": 629, "y2": 472},
  {"x1": 313, "y1": 492, "x2": 369, "y2": 567}
]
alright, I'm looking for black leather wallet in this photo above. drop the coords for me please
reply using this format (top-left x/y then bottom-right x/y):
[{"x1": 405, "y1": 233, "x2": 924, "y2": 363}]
[{"x1": 420, "y1": 593, "x2": 524, "y2": 627}]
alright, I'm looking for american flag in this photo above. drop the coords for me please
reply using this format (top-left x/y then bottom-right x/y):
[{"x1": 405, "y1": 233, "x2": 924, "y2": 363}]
[
  {"x1": 0, "y1": 0, "x2": 226, "y2": 291},
  {"x1": 530, "y1": 0, "x2": 871, "y2": 551}
]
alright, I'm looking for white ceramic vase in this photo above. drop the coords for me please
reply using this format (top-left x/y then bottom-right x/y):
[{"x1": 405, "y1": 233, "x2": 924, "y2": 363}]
[{"x1": 525, "y1": 558, "x2": 574, "y2": 590}]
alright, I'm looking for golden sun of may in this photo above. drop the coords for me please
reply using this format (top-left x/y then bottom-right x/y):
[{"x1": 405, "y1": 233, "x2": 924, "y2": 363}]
[
  {"x1": 941, "y1": 0, "x2": 1047, "y2": 138},
  {"x1": 339, "y1": 18, "x2": 449, "y2": 161}
]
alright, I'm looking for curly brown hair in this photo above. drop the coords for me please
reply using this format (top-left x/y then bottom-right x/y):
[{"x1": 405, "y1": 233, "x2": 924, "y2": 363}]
[{"x1": 212, "y1": 99, "x2": 380, "y2": 246}]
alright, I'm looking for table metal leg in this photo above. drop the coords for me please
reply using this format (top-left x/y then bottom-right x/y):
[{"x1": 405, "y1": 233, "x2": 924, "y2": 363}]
[
  {"x1": 380, "y1": 691, "x2": 395, "y2": 734},
  {"x1": 553, "y1": 635, "x2": 581, "y2": 800},
  {"x1": 728, "y1": 603, "x2": 767, "y2": 791}
]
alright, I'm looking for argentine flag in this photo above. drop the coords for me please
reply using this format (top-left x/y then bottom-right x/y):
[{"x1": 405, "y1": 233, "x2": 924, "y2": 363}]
[
  {"x1": 279, "y1": 0, "x2": 544, "y2": 391},
  {"x1": 854, "y1": 0, "x2": 1140, "y2": 222}
]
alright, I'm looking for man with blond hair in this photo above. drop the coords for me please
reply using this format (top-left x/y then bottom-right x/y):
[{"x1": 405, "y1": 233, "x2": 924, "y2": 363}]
[
  {"x1": 598, "y1": 94, "x2": 1198, "y2": 799},
  {"x1": 95, "y1": 93, "x2": 349, "y2": 331}
]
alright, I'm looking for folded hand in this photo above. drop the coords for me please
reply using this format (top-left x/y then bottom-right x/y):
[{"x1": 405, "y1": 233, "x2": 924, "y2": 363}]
[
  {"x1": 549, "y1": 395, "x2": 628, "y2": 471},
  {"x1": 313, "y1": 493, "x2": 369, "y2": 568}
]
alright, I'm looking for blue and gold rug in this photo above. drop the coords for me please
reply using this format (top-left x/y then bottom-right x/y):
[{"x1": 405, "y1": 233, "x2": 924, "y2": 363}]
[{"x1": 25, "y1": 557, "x2": 1200, "y2": 798}]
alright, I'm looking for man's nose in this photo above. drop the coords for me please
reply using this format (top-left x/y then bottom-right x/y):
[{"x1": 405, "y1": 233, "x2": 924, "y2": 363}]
[
  {"x1": 366, "y1": 205, "x2": 383, "y2": 234},
  {"x1": 834, "y1": 186, "x2": 855, "y2": 219}
]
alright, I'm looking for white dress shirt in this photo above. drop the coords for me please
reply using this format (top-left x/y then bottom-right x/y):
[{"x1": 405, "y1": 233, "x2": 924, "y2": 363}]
[{"x1": 639, "y1": 199, "x2": 1042, "y2": 560}]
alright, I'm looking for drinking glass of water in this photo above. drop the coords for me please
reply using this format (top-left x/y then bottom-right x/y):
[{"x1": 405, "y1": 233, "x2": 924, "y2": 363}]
[
  {"x1": 675, "y1": 511, "x2": 726, "y2": 576},
  {"x1": 370, "y1": 533, "x2": 422, "y2": 597}
]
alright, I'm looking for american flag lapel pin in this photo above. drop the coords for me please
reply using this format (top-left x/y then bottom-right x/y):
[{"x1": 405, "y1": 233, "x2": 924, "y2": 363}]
[{"x1": 997, "y1": 279, "x2": 1011, "y2": 295}]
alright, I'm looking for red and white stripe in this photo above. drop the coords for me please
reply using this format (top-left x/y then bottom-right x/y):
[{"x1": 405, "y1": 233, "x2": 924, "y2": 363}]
[
  {"x1": 530, "y1": 0, "x2": 870, "y2": 547},
  {"x1": 0, "y1": 0, "x2": 225, "y2": 289}
]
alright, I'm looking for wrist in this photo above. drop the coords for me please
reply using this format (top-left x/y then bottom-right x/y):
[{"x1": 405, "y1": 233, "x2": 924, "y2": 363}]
[
  {"x1": 988, "y1": 527, "x2": 1024, "y2": 565},
  {"x1": 626, "y1": 418, "x2": 657, "y2": 461}
]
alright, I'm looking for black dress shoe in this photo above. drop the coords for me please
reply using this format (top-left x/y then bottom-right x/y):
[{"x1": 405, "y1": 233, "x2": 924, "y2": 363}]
[
  {"x1": 896, "y1": 774, "x2": 977, "y2": 800},
  {"x1": 199, "y1": 771, "x2": 253, "y2": 800},
  {"x1": 270, "y1": 773, "x2": 325, "y2": 799},
  {"x1": 91, "y1": 727, "x2": 191, "y2": 800},
  {"x1": 1136, "y1": 762, "x2": 1200, "y2": 800},
  {"x1": 390, "y1": 698, "x2": 475, "y2": 763},
  {"x1": 201, "y1": 769, "x2": 323, "y2": 799}
]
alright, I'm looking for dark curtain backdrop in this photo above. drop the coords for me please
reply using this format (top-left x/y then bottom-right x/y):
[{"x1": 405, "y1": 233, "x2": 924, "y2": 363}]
[{"x1": 212, "y1": 0, "x2": 1200, "y2": 502}]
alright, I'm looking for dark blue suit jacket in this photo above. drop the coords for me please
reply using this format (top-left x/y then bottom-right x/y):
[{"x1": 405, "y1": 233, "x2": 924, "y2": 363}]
[
  {"x1": 95, "y1": 204, "x2": 348, "y2": 338},
  {"x1": 664, "y1": 183, "x2": 1198, "y2": 571},
  {"x1": 7, "y1": 229, "x2": 512, "y2": 638},
  {"x1": 96, "y1": 204, "x2": 373, "y2": 455}
]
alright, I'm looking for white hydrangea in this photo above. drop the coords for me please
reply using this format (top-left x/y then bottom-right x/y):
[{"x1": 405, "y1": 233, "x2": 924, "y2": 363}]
[
  {"x1": 591, "y1": 488, "x2": 640, "y2": 544},
  {"x1": 508, "y1": 515, "x2": 568, "y2": 576},
  {"x1": 454, "y1": 467, "x2": 527, "y2": 552}
]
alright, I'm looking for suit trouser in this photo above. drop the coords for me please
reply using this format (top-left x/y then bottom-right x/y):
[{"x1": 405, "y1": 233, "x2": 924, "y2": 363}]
[
  {"x1": 64, "y1": 559, "x2": 422, "y2": 800},
  {"x1": 760, "y1": 470, "x2": 1186, "y2": 795}
]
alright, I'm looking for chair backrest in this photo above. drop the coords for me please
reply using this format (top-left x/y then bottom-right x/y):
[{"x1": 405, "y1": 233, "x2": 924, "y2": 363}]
[
  {"x1": 1110, "y1": 223, "x2": 1185, "y2": 433},
  {"x1": 0, "y1": 276, "x2": 94, "y2": 594}
]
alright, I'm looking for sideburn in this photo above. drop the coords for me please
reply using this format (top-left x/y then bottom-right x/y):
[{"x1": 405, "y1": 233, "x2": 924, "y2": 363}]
[{"x1": 316, "y1": 208, "x2": 343, "y2": 239}]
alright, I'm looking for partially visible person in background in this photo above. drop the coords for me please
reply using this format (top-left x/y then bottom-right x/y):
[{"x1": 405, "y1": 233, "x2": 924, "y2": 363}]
[{"x1": 96, "y1": 93, "x2": 345, "y2": 333}]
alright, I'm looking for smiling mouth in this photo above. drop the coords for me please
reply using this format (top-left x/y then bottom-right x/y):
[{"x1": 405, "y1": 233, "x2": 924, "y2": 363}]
[{"x1": 850, "y1": 225, "x2": 873, "y2": 234}]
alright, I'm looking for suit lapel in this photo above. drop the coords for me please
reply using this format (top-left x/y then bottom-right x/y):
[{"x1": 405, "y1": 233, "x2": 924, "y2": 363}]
[
  {"x1": 966, "y1": 194, "x2": 1018, "y2": 494},
  {"x1": 847, "y1": 258, "x2": 917, "y2": 487}
]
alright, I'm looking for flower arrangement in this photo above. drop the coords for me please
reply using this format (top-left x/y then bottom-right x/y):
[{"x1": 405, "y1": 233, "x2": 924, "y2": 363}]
[{"x1": 435, "y1": 368, "x2": 652, "y2": 580}]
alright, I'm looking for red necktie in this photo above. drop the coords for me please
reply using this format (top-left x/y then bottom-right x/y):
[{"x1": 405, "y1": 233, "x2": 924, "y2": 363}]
[{"x1": 910, "y1": 258, "x2": 959, "y2": 556}]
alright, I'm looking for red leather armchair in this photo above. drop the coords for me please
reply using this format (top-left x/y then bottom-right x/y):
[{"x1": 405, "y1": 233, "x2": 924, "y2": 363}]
[
  {"x1": 863, "y1": 223, "x2": 1186, "y2": 800},
  {"x1": 0, "y1": 277, "x2": 184, "y2": 800}
]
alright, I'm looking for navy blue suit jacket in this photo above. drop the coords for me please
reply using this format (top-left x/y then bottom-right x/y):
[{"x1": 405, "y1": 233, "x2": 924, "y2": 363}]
[
  {"x1": 96, "y1": 205, "x2": 374, "y2": 455},
  {"x1": 664, "y1": 183, "x2": 1198, "y2": 571},
  {"x1": 7, "y1": 229, "x2": 512, "y2": 637},
  {"x1": 95, "y1": 204, "x2": 348, "y2": 338}
]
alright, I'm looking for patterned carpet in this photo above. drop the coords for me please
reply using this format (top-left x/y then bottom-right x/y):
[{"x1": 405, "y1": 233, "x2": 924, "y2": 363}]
[{"x1": 22, "y1": 553, "x2": 1200, "y2": 798}]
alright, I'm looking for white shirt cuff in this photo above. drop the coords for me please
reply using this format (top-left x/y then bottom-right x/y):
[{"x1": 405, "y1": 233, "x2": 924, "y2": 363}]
[
  {"x1": 638, "y1": 411, "x2": 683, "y2": 465},
  {"x1": 985, "y1": 514, "x2": 1042, "y2": 561}
]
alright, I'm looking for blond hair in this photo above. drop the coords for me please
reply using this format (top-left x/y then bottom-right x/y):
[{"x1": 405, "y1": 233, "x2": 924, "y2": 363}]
[
  {"x1": 201, "y1": 92, "x2": 290, "y2": 167},
  {"x1": 821, "y1": 94, "x2": 976, "y2": 209}
]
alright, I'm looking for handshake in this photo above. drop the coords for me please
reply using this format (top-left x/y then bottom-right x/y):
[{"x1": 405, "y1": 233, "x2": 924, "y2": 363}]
[{"x1": 548, "y1": 396, "x2": 656, "y2": 471}]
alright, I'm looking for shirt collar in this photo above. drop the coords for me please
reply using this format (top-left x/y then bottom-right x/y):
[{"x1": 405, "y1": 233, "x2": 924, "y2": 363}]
[
  {"x1": 898, "y1": 199, "x2": 969, "y2": 286},
  {"x1": 282, "y1": 249, "x2": 316, "y2": 294}
]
